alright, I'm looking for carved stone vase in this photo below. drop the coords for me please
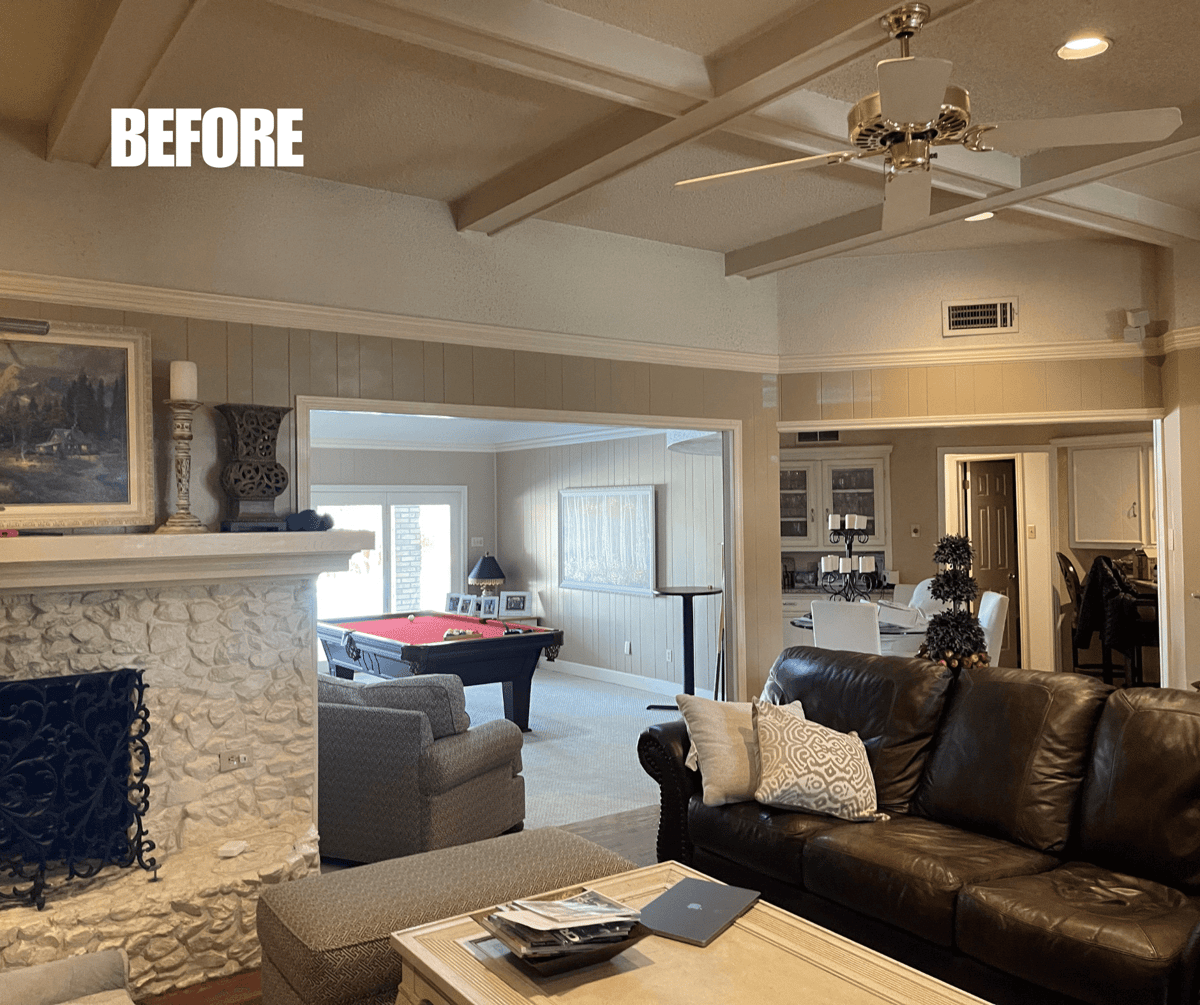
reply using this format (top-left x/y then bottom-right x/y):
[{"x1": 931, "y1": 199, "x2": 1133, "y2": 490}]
[{"x1": 215, "y1": 404, "x2": 292, "y2": 532}]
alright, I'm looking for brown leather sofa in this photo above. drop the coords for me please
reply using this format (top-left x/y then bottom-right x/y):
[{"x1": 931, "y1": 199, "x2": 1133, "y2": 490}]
[{"x1": 638, "y1": 647, "x2": 1200, "y2": 1005}]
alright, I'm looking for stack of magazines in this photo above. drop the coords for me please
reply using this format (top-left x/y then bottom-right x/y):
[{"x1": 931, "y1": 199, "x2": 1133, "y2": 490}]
[
  {"x1": 476, "y1": 889, "x2": 648, "y2": 973},
  {"x1": 484, "y1": 889, "x2": 640, "y2": 957}
]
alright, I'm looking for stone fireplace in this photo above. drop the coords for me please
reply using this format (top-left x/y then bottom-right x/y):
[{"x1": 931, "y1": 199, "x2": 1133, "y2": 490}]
[{"x1": 0, "y1": 531, "x2": 370, "y2": 995}]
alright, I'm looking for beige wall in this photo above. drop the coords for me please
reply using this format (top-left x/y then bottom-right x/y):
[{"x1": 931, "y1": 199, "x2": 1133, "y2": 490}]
[
  {"x1": 496, "y1": 432, "x2": 723, "y2": 689},
  {"x1": 779, "y1": 357, "x2": 1162, "y2": 423},
  {"x1": 0, "y1": 294, "x2": 783, "y2": 697},
  {"x1": 0, "y1": 130, "x2": 778, "y2": 358},
  {"x1": 776, "y1": 239, "x2": 1162, "y2": 356}
]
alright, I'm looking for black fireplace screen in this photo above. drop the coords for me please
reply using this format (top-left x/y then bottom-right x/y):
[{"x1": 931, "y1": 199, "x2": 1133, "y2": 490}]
[{"x1": 0, "y1": 668, "x2": 156, "y2": 910}]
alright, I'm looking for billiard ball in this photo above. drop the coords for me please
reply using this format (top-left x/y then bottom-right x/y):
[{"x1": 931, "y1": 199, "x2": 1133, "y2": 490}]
[{"x1": 408, "y1": 614, "x2": 415, "y2": 621}]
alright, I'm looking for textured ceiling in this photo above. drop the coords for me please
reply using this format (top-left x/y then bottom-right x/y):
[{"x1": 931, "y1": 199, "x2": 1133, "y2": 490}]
[
  {"x1": 545, "y1": 0, "x2": 819, "y2": 58},
  {"x1": 0, "y1": 0, "x2": 1195, "y2": 268},
  {"x1": 0, "y1": 0, "x2": 98, "y2": 122},
  {"x1": 141, "y1": 0, "x2": 620, "y2": 200}
]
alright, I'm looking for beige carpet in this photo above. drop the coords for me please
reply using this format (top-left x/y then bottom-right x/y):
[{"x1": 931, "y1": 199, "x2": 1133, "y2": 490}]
[{"x1": 463, "y1": 668, "x2": 680, "y2": 828}]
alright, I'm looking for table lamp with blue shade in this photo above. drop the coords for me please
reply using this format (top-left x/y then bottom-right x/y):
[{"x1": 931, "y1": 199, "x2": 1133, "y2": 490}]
[{"x1": 469, "y1": 553, "x2": 506, "y2": 595}]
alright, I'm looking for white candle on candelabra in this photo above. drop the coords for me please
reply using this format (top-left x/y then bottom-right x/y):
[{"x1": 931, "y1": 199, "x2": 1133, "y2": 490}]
[
  {"x1": 170, "y1": 360, "x2": 198, "y2": 401},
  {"x1": 821, "y1": 555, "x2": 837, "y2": 573},
  {"x1": 858, "y1": 556, "x2": 875, "y2": 573},
  {"x1": 828, "y1": 513, "x2": 840, "y2": 531},
  {"x1": 849, "y1": 514, "x2": 862, "y2": 529},
  {"x1": 839, "y1": 557, "x2": 852, "y2": 574}
]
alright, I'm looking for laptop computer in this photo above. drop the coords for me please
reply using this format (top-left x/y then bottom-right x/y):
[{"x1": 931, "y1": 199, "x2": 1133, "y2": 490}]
[{"x1": 638, "y1": 877, "x2": 760, "y2": 947}]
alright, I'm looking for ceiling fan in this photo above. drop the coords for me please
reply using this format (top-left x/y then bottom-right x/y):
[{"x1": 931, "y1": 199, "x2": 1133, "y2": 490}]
[{"x1": 675, "y1": 3, "x2": 1183, "y2": 230}]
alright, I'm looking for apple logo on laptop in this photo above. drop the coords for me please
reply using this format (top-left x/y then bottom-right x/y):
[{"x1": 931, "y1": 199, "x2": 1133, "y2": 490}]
[{"x1": 687, "y1": 903, "x2": 702, "y2": 910}]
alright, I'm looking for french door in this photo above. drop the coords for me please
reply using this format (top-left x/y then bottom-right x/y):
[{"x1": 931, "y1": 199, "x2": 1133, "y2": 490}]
[{"x1": 310, "y1": 485, "x2": 467, "y2": 620}]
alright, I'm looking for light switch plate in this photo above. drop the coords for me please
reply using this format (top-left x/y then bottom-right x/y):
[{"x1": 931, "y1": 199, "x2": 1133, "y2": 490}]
[{"x1": 471, "y1": 537, "x2": 484, "y2": 547}]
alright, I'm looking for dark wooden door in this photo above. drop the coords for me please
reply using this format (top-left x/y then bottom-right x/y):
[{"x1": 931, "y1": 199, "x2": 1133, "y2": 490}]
[{"x1": 966, "y1": 460, "x2": 1020, "y2": 667}]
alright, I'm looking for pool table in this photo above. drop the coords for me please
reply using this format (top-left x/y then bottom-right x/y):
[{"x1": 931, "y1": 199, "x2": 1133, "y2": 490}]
[{"x1": 316, "y1": 611, "x2": 563, "y2": 731}]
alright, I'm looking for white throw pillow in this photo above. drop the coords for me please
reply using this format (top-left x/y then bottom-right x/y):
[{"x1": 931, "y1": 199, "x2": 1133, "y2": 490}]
[
  {"x1": 676, "y1": 694, "x2": 803, "y2": 807},
  {"x1": 753, "y1": 699, "x2": 887, "y2": 822}
]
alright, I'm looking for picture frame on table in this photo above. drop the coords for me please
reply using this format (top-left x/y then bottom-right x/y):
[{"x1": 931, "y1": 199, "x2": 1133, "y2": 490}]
[
  {"x1": 457, "y1": 595, "x2": 479, "y2": 615},
  {"x1": 479, "y1": 595, "x2": 499, "y2": 618},
  {"x1": 499, "y1": 591, "x2": 531, "y2": 617},
  {"x1": 445, "y1": 593, "x2": 462, "y2": 613},
  {"x1": 0, "y1": 322, "x2": 154, "y2": 529}
]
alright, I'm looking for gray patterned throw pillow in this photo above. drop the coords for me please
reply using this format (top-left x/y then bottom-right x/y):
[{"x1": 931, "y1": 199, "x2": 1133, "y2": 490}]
[{"x1": 752, "y1": 698, "x2": 887, "y2": 822}]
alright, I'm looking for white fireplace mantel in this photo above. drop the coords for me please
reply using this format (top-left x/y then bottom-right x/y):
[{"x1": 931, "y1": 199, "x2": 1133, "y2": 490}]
[{"x1": 0, "y1": 530, "x2": 374, "y2": 592}]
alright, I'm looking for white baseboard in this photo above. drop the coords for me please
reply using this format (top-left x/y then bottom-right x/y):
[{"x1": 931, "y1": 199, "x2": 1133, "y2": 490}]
[{"x1": 545, "y1": 658, "x2": 714, "y2": 700}]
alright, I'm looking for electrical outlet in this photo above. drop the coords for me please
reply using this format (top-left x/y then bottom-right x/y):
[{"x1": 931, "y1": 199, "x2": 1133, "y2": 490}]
[
  {"x1": 665, "y1": 649, "x2": 672, "y2": 663},
  {"x1": 910, "y1": 524, "x2": 921, "y2": 538},
  {"x1": 470, "y1": 537, "x2": 484, "y2": 548},
  {"x1": 624, "y1": 641, "x2": 632, "y2": 655},
  {"x1": 219, "y1": 749, "x2": 252, "y2": 772}
]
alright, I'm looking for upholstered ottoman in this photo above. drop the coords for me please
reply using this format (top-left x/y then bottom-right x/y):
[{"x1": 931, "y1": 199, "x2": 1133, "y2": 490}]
[{"x1": 257, "y1": 827, "x2": 636, "y2": 1005}]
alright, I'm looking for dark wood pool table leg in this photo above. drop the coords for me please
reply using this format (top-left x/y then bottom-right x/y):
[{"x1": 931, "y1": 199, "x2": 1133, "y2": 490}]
[{"x1": 502, "y1": 667, "x2": 535, "y2": 732}]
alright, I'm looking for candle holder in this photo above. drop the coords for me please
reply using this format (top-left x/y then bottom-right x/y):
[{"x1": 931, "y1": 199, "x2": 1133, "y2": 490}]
[
  {"x1": 156, "y1": 399, "x2": 208, "y2": 534},
  {"x1": 820, "y1": 522, "x2": 879, "y2": 601}
]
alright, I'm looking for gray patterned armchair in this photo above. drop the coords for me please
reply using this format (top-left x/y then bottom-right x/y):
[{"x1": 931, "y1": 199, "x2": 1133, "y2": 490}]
[{"x1": 317, "y1": 673, "x2": 524, "y2": 863}]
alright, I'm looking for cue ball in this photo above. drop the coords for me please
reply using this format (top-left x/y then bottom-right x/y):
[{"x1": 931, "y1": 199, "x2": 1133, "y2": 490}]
[{"x1": 408, "y1": 614, "x2": 415, "y2": 621}]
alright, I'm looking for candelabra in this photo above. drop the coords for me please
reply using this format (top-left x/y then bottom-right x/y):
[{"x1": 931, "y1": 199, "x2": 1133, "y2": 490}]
[
  {"x1": 819, "y1": 518, "x2": 879, "y2": 602},
  {"x1": 156, "y1": 399, "x2": 208, "y2": 534}
]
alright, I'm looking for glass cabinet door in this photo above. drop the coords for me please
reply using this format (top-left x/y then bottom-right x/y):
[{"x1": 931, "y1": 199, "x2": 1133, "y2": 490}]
[
  {"x1": 780, "y1": 463, "x2": 819, "y2": 547},
  {"x1": 824, "y1": 460, "x2": 887, "y2": 547}
]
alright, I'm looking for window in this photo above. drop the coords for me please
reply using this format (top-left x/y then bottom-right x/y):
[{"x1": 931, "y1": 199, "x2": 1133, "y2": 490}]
[{"x1": 311, "y1": 486, "x2": 466, "y2": 620}]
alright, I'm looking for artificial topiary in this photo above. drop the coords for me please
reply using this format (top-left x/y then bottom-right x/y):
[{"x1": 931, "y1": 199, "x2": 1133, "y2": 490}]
[{"x1": 918, "y1": 533, "x2": 989, "y2": 668}]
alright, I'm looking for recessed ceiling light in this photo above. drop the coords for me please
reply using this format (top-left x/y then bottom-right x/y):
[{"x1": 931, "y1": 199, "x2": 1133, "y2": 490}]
[
  {"x1": 1057, "y1": 36, "x2": 1111, "y2": 60},
  {"x1": 965, "y1": 211, "x2": 995, "y2": 222}
]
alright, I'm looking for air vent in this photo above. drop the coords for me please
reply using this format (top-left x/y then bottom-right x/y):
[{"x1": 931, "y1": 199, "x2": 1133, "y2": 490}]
[
  {"x1": 942, "y1": 297, "x2": 1019, "y2": 337},
  {"x1": 795, "y1": 431, "x2": 840, "y2": 443}
]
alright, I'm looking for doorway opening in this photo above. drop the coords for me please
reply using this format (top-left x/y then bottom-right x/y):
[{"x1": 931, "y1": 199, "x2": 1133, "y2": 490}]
[{"x1": 961, "y1": 459, "x2": 1021, "y2": 667}]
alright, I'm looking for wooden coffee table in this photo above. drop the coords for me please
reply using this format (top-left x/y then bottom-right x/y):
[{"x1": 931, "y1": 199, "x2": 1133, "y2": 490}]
[{"x1": 390, "y1": 861, "x2": 987, "y2": 1005}]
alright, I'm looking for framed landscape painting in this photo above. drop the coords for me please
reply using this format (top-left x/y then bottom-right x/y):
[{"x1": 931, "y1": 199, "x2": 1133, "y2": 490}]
[{"x1": 0, "y1": 323, "x2": 154, "y2": 528}]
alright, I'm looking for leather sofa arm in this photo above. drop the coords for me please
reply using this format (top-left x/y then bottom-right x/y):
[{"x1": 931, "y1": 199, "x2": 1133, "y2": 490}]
[
  {"x1": 419, "y1": 718, "x2": 524, "y2": 795},
  {"x1": 638, "y1": 719, "x2": 700, "y2": 865}
]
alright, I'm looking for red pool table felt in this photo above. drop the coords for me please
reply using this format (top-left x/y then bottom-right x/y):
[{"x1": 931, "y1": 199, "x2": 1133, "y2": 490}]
[{"x1": 328, "y1": 613, "x2": 547, "y2": 646}]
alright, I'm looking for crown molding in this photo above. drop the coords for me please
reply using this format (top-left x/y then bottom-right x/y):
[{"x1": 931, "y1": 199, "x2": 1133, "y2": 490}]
[
  {"x1": 778, "y1": 408, "x2": 1165, "y2": 432},
  {"x1": 1163, "y1": 326, "x2": 1200, "y2": 353},
  {"x1": 2, "y1": 269, "x2": 1197, "y2": 377},
  {"x1": 777, "y1": 338, "x2": 1153, "y2": 373},
  {"x1": 0, "y1": 269, "x2": 778, "y2": 374}
]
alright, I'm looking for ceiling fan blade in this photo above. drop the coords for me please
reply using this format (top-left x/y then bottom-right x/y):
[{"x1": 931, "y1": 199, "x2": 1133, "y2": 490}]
[
  {"x1": 881, "y1": 168, "x2": 933, "y2": 231},
  {"x1": 978, "y1": 107, "x2": 1182, "y2": 154},
  {"x1": 877, "y1": 57, "x2": 954, "y2": 126},
  {"x1": 674, "y1": 150, "x2": 864, "y2": 191}
]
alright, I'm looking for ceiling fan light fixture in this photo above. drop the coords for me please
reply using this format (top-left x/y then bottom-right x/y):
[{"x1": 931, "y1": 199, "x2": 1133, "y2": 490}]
[
  {"x1": 965, "y1": 211, "x2": 994, "y2": 222},
  {"x1": 1056, "y1": 36, "x2": 1111, "y2": 60}
]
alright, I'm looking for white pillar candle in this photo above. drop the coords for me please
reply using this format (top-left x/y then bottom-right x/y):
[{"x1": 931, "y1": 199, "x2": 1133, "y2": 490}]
[
  {"x1": 821, "y1": 555, "x2": 837, "y2": 573},
  {"x1": 839, "y1": 557, "x2": 853, "y2": 574},
  {"x1": 849, "y1": 514, "x2": 862, "y2": 529},
  {"x1": 170, "y1": 360, "x2": 198, "y2": 401},
  {"x1": 828, "y1": 513, "x2": 840, "y2": 531},
  {"x1": 858, "y1": 556, "x2": 875, "y2": 573}
]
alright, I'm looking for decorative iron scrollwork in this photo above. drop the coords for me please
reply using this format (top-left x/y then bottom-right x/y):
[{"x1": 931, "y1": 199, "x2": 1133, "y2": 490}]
[{"x1": 0, "y1": 668, "x2": 157, "y2": 910}]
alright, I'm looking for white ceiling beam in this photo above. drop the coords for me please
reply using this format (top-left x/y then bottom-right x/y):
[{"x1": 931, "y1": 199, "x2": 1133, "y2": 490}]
[
  {"x1": 47, "y1": 0, "x2": 201, "y2": 165},
  {"x1": 266, "y1": 0, "x2": 1196, "y2": 246},
  {"x1": 726, "y1": 125, "x2": 1200, "y2": 277},
  {"x1": 265, "y1": 0, "x2": 712, "y2": 115},
  {"x1": 450, "y1": 0, "x2": 978, "y2": 234}
]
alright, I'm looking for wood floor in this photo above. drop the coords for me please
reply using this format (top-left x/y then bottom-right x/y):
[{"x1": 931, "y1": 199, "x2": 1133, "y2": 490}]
[{"x1": 137, "y1": 806, "x2": 660, "y2": 1004}]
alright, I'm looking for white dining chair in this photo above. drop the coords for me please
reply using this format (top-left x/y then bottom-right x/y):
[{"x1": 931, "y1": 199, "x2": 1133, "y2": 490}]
[
  {"x1": 909, "y1": 578, "x2": 951, "y2": 616},
  {"x1": 810, "y1": 600, "x2": 881, "y2": 655},
  {"x1": 978, "y1": 591, "x2": 1010, "y2": 665},
  {"x1": 890, "y1": 583, "x2": 917, "y2": 607}
]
